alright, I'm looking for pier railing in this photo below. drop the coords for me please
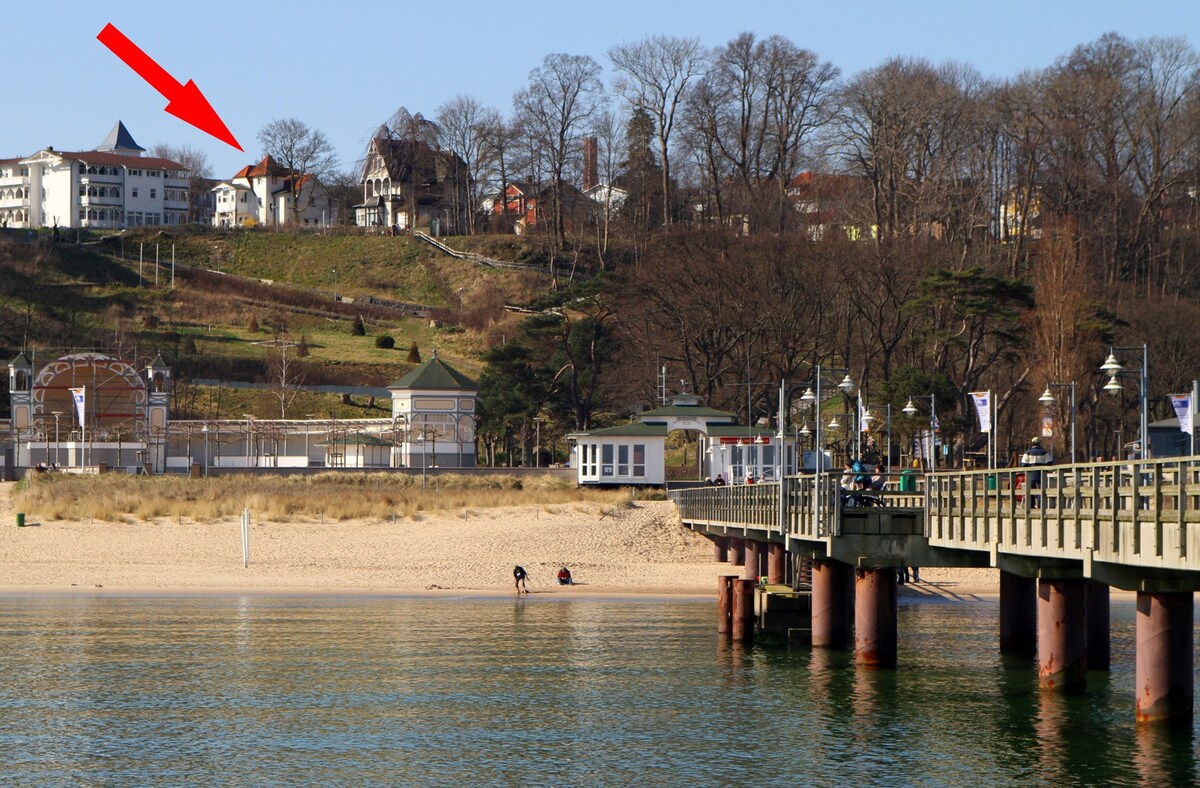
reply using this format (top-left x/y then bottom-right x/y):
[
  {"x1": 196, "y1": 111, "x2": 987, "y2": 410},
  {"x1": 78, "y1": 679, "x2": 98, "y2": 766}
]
[
  {"x1": 927, "y1": 458, "x2": 1200, "y2": 573},
  {"x1": 673, "y1": 458, "x2": 1200, "y2": 574}
]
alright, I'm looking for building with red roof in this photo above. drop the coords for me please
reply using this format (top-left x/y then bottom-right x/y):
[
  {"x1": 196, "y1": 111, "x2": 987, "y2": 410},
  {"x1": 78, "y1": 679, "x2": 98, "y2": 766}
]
[
  {"x1": 211, "y1": 155, "x2": 333, "y2": 228},
  {"x1": 0, "y1": 122, "x2": 191, "y2": 230}
]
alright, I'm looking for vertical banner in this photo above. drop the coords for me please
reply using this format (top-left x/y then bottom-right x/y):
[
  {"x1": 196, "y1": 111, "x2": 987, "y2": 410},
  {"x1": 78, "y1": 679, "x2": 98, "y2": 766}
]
[
  {"x1": 1170, "y1": 394, "x2": 1193, "y2": 435},
  {"x1": 1041, "y1": 415, "x2": 1055, "y2": 438},
  {"x1": 70, "y1": 387, "x2": 86, "y2": 427},
  {"x1": 859, "y1": 394, "x2": 869, "y2": 433},
  {"x1": 971, "y1": 391, "x2": 991, "y2": 433}
]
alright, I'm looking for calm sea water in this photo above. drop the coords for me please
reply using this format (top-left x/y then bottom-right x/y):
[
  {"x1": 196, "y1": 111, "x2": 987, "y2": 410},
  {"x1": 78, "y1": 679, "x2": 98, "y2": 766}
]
[{"x1": 0, "y1": 594, "x2": 1194, "y2": 786}]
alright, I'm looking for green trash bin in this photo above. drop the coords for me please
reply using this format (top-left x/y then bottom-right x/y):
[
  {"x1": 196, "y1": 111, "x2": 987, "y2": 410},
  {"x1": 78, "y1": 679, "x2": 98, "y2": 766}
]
[
  {"x1": 16, "y1": 512, "x2": 25, "y2": 527},
  {"x1": 987, "y1": 474, "x2": 997, "y2": 491},
  {"x1": 899, "y1": 469, "x2": 916, "y2": 493}
]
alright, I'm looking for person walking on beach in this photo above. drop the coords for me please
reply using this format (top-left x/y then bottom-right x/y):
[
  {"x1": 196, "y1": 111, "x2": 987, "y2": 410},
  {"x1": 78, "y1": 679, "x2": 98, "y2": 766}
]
[{"x1": 513, "y1": 565, "x2": 529, "y2": 593}]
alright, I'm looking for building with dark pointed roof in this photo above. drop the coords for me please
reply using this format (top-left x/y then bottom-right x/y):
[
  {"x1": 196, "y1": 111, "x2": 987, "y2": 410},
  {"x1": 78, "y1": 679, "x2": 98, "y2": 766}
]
[{"x1": 95, "y1": 121, "x2": 146, "y2": 154}]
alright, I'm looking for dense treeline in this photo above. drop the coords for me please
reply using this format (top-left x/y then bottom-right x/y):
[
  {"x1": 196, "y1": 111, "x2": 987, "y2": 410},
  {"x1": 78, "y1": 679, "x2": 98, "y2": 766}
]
[{"x1": 461, "y1": 29, "x2": 1200, "y2": 467}]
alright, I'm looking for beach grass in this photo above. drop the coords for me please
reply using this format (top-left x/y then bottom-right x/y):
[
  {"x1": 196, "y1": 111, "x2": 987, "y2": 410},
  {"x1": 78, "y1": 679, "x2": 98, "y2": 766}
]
[{"x1": 14, "y1": 472, "x2": 644, "y2": 523}]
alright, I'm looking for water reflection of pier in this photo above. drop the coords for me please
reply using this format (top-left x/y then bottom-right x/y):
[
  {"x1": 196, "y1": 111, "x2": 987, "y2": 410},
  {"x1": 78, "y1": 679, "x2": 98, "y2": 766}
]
[{"x1": 673, "y1": 456, "x2": 1200, "y2": 727}]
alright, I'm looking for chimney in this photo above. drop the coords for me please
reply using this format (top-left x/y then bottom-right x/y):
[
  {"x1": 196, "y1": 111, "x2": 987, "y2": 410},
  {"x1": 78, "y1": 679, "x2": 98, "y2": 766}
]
[{"x1": 583, "y1": 136, "x2": 597, "y2": 192}]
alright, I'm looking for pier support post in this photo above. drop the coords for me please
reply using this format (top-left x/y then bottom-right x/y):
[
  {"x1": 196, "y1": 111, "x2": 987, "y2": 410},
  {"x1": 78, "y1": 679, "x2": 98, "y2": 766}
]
[
  {"x1": 731, "y1": 578, "x2": 755, "y2": 643},
  {"x1": 1037, "y1": 578, "x2": 1087, "y2": 692},
  {"x1": 717, "y1": 574, "x2": 736, "y2": 635},
  {"x1": 999, "y1": 570, "x2": 1037, "y2": 657},
  {"x1": 811, "y1": 559, "x2": 850, "y2": 649},
  {"x1": 1135, "y1": 591, "x2": 1194, "y2": 726},
  {"x1": 727, "y1": 537, "x2": 745, "y2": 567},
  {"x1": 1086, "y1": 580, "x2": 1110, "y2": 671},
  {"x1": 855, "y1": 568, "x2": 898, "y2": 667},
  {"x1": 767, "y1": 543, "x2": 786, "y2": 584},
  {"x1": 743, "y1": 540, "x2": 762, "y2": 581},
  {"x1": 712, "y1": 535, "x2": 728, "y2": 563}
]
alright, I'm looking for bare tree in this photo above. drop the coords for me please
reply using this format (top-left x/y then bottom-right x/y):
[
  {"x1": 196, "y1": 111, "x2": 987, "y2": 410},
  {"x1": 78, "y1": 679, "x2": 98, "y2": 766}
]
[
  {"x1": 609, "y1": 35, "x2": 707, "y2": 227},
  {"x1": 257, "y1": 118, "x2": 338, "y2": 224},
  {"x1": 684, "y1": 33, "x2": 839, "y2": 234},
  {"x1": 150, "y1": 143, "x2": 213, "y2": 223},
  {"x1": 263, "y1": 338, "x2": 305, "y2": 419},
  {"x1": 514, "y1": 53, "x2": 606, "y2": 248},
  {"x1": 437, "y1": 95, "x2": 502, "y2": 234}
]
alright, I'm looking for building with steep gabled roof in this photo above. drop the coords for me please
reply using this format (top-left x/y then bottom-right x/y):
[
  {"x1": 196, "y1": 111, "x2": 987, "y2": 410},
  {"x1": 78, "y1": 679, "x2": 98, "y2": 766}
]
[
  {"x1": 0, "y1": 121, "x2": 191, "y2": 229},
  {"x1": 355, "y1": 130, "x2": 468, "y2": 233},
  {"x1": 386, "y1": 351, "x2": 478, "y2": 468},
  {"x1": 211, "y1": 155, "x2": 333, "y2": 229}
]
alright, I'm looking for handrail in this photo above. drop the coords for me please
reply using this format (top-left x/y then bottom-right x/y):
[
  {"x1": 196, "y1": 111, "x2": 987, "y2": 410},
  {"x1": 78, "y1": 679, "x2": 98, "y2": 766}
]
[{"x1": 672, "y1": 457, "x2": 1200, "y2": 574}]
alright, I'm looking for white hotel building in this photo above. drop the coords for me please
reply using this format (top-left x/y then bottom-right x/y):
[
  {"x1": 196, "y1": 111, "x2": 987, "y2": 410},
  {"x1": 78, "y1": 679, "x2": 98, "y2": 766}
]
[{"x1": 0, "y1": 121, "x2": 189, "y2": 230}]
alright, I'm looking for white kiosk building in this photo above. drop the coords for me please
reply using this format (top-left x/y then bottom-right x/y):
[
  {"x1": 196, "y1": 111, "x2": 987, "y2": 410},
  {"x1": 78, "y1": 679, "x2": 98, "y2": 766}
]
[{"x1": 571, "y1": 393, "x2": 785, "y2": 486}]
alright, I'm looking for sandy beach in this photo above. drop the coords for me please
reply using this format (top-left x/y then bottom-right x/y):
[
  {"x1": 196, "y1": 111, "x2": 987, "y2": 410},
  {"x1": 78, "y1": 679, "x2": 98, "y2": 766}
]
[{"x1": 0, "y1": 483, "x2": 1008, "y2": 598}]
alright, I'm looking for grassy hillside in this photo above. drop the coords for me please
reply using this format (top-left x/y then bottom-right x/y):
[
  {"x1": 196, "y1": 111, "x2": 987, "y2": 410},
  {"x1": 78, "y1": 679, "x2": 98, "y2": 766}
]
[{"x1": 0, "y1": 227, "x2": 548, "y2": 419}]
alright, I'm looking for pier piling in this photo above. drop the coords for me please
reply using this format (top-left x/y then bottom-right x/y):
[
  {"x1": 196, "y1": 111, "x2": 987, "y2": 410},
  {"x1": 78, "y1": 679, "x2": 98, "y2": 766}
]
[
  {"x1": 811, "y1": 559, "x2": 850, "y2": 649},
  {"x1": 1037, "y1": 578, "x2": 1087, "y2": 692},
  {"x1": 1000, "y1": 570, "x2": 1037, "y2": 657},
  {"x1": 1135, "y1": 591, "x2": 1194, "y2": 726},
  {"x1": 732, "y1": 578, "x2": 755, "y2": 643},
  {"x1": 767, "y1": 543, "x2": 786, "y2": 584},
  {"x1": 1087, "y1": 580, "x2": 1111, "y2": 671},
  {"x1": 855, "y1": 568, "x2": 898, "y2": 667},
  {"x1": 744, "y1": 540, "x2": 762, "y2": 581}
]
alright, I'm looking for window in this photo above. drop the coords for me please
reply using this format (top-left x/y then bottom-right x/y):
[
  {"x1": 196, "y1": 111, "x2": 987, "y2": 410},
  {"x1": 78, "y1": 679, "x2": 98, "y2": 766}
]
[
  {"x1": 150, "y1": 189, "x2": 156, "y2": 199},
  {"x1": 617, "y1": 445, "x2": 629, "y2": 477},
  {"x1": 601, "y1": 445, "x2": 614, "y2": 477},
  {"x1": 633, "y1": 445, "x2": 645, "y2": 478},
  {"x1": 132, "y1": 188, "x2": 138, "y2": 198}
]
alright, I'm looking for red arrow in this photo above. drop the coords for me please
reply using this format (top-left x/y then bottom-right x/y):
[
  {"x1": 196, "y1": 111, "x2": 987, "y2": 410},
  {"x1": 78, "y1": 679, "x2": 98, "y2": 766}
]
[{"x1": 97, "y1": 23, "x2": 242, "y2": 151}]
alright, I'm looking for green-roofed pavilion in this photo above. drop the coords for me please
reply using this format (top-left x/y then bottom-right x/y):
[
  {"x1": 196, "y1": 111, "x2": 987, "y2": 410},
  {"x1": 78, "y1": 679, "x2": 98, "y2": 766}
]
[{"x1": 387, "y1": 350, "x2": 477, "y2": 468}]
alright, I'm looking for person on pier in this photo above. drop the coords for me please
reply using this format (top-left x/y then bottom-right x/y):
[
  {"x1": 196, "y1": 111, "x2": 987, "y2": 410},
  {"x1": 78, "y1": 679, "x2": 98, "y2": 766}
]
[{"x1": 1019, "y1": 437, "x2": 1051, "y2": 508}]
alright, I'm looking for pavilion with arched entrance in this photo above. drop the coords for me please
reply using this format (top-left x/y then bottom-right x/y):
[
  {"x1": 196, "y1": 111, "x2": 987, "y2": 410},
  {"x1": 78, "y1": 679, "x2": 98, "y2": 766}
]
[
  {"x1": 570, "y1": 393, "x2": 788, "y2": 486},
  {"x1": 8, "y1": 351, "x2": 171, "y2": 475}
]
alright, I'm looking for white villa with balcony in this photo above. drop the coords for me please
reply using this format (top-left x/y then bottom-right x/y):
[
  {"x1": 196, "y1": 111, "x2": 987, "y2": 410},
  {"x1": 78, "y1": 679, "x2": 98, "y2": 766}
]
[
  {"x1": 0, "y1": 122, "x2": 190, "y2": 230},
  {"x1": 211, "y1": 155, "x2": 333, "y2": 228}
]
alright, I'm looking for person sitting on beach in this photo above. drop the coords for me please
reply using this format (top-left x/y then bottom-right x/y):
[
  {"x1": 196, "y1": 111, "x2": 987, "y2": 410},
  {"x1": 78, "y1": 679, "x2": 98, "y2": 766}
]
[
  {"x1": 557, "y1": 567, "x2": 572, "y2": 585},
  {"x1": 513, "y1": 565, "x2": 529, "y2": 593}
]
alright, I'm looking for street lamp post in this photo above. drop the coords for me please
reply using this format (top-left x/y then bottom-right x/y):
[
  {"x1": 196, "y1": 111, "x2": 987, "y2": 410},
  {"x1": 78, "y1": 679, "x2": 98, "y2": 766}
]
[
  {"x1": 902, "y1": 394, "x2": 937, "y2": 471},
  {"x1": 1101, "y1": 344, "x2": 1149, "y2": 459},
  {"x1": 51, "y1": 410, "x2": 62, "y2": 467},
  {"x1": 795, "y1": 366, "x2": 855, "y2": 536},
  {"x1": 1038, "y1": 382, "x2": 1077, "y2": 463}
]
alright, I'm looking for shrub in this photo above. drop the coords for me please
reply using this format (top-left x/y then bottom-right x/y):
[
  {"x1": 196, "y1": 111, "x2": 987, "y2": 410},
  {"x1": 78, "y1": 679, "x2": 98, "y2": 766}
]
[
  {"x1": 351, "y1": 314, "x2": 366, "y2": 336},
  {"x1": 407, "y1": 343, "x2": 421, "y2": 363},
  {"x1": 247, "y1": 316, "x2": 259, "y2": 333},
  {"x1": 375, "y1": 335, "x2": 395, "y2": 349},
  {"x1": 297, "y1": 335, "x2": 310, "y2": 357}
]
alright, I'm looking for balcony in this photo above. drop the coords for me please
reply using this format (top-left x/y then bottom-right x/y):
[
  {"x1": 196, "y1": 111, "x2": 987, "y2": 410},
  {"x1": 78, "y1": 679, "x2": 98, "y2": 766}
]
[
  {"x1": 80, "y1": 196, "x2": 123, "y2": 206},
  {"x1": 79, "y1": 173, "x2": 122, "y2": 184}
]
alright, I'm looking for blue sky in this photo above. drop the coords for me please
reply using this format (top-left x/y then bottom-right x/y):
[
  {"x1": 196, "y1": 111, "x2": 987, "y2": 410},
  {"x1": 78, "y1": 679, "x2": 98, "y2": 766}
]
[{"x1": 8, "y1": 0, "x2": 1198, "y2": 178}]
